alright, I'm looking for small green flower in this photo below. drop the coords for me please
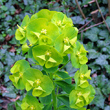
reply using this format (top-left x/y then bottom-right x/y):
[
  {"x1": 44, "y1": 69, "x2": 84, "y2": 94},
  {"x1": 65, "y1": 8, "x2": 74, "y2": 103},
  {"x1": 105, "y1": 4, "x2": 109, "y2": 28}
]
[
  {"x1": 71, "y1": 41, "x2": 88, "y2": 68},
  {"x1": 74, "y1": 64, "x2": 91, "y2": 88},
  {"x1": 26, "y1": 18, "x2": 59, "y2": 45},
  {"x1": 55, "y1": 27, "x2": 78, "y2": 55},
  {"x1": 21, "y1": 95, "x2": 42, "y2": 110},
  {"x1": 51, "y1": 12, "x2": 73, "y2": 33},
  {"x1": 15, "y1": 15, "x2": 30, "y2": 44},
  {"x1": 9, "y1": 60, "x2": 30, "y2": 89},
  {"x1": 32, "y1": 45, "x2": 63, "y2": 68},
  {"x1": 69, "y1": 85, "x2": 95, "y2": 109},
  {"x1": 23, "y1": 68, "x2": 54, "y2": 97}
]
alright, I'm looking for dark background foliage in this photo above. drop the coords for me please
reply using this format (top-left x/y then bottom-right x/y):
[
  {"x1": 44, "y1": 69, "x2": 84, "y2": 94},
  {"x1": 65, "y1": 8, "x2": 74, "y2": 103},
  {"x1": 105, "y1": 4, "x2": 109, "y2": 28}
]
[{"x1": 0, "y1": 0, "x2": 110, "y2": 110}]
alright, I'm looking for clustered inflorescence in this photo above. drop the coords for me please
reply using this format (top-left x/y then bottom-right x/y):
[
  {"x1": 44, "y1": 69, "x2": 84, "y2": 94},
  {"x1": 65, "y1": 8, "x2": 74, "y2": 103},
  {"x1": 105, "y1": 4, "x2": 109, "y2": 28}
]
[{"x1": 9, "y1": 9, "x2": 95, "y2": 110}]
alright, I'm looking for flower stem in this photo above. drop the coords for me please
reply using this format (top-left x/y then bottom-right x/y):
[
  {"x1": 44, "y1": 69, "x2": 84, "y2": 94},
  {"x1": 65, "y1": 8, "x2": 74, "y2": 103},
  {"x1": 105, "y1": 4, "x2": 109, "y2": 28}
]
[{"x1": 50, "y1": 73, "x2": 57, "y2": 110}]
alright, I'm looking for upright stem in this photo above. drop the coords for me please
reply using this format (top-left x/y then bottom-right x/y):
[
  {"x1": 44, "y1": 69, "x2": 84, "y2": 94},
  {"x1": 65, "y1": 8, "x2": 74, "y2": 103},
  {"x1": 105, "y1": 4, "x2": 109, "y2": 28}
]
[
  {"x1": 75, "y1": 0, "x2": 86, "y2": 19},
  {"x1": 50, "y1": 73, "x2": 57, "y2": 110},
  {"x1": 95, "y1": 0, "x2": 110, "y2": 33},
  {"x1": 108, "y1": 0, "x2": 110, "y2": 16}
]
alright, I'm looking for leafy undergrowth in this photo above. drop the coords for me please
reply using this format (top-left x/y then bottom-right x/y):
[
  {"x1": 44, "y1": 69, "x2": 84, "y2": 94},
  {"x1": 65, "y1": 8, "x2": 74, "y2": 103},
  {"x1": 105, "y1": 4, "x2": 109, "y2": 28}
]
[{"x1": 0, "y1": 0, "x2": 110, "y2": 110}]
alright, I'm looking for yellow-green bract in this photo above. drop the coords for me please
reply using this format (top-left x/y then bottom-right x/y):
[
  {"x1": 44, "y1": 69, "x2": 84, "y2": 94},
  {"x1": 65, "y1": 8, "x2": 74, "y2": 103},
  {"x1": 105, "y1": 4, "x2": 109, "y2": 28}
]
[
  {"x1": 9, "y1": 60, "x2": 30, "y2": 89},
  {"x1": 21, "y1": 95, "x2": 42, "y2": 110},
  {"x1": 10, "y1": 9, "x2": 95, "y2": 110},
  {"x1": 15, "y1": 9, "x2": 78, "y2": 68}
]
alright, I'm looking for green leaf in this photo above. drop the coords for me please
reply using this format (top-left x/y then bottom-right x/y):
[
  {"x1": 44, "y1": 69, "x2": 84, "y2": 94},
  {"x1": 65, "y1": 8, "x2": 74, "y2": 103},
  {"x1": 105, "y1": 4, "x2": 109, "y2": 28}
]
[
  {"x1": 99, "y1": 30, "x2": 109, "y2": 39},
  {"x1": 104, "y1": 65, "x2": 110, "y2": 74},
  {"x1": 95, "y1": 54, "x2": 109, "y2": 65},
  {"x1": 43, "y1": 102, "x2": 53, "y2": 110},
  {"x1": 21, "y1": 15, "x2": 30, "y2": 27},
  {"x1": 106, "y1": 17, "x2": 110, "y2": 28},
  {"x1": 43, "y1": 66, "x2": 58, "y2": 73},
  {"x1": 55, "y1": 81, "x2": 73, "y2": 94},
  {"x1": 104, "y1": 106, "x2": 110, "y2": 110},
  {"x1": 2, "y1": 86, "x2": 17, "y2": 99},
  {"x1": 0, "y1": 62, "x2": 3, "y2": 75},
  {"x1": 7, "y1": 102, "x2": 14, "y2": 110},
  {"x1": 71, "y1": 16, "x2": 84, "y2": 25},
  {"x1": 88, "y1": 49, "x2": 100, "y2": 60},
  {"x1": 57, "y1": 94, "x2": 69, "y2": 107},
  {"x1": 1, "y1": 5, "x2": 7, "y2": 11},
  {"x1": 39, "y1": 94, "x2": 51, "y2": 105},
  {"x1": 55, "y1": 71, "x2": 72, "y2": 84},
  {"x1": 15, "y1": 100, "x2": 22, "y2": 110},
  {"x1": 91, "y1": 88, "x2": 105, "y2": 109},
  {"x1": 84, "y1": 27, "x2": 99, "y2": 42},
  {"x1": 62, "y1": 55, "x2": 69, "y2": 64}
]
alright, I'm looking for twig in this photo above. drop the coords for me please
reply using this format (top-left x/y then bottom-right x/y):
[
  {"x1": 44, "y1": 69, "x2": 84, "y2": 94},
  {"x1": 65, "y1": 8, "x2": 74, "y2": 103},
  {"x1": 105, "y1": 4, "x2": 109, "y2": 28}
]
[
  {"x1": 81, "y1": 31, "x2": 83, "y2": 41},
  {"x1": 108, "y1": 0, "x2": 110, "y2": 16},
  {"x1": 95, "y1": 0, "x2": 110, "y2": 33},
  {"x1": 88, "y1": 0, "x2": 95, "y2": 4},
  {"x1": 79, "y1": 21, "x2": 103, "y2": 33},
  {"x1": 75, "y1": 0, "x2": 86, "y2": 19},
  {"x1": 79, "y1": 19, "x2": 93, "y2": 31}
]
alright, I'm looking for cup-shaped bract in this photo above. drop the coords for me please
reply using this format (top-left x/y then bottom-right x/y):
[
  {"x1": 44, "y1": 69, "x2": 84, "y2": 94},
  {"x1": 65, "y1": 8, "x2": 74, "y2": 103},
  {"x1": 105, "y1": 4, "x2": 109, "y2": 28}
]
[
  {"x1": 51, "y1": 12, "x2": 73, "y2": 33},
  {"x1": 23, "y1": 68, "x2": 54, "y2": 97},
  {"x1": 15, "y1": 15, "x2": 30, "y2": 44},
  {"x1": 26, "y1": 18, "x2": 59, "y2": 45},
  {"x1": 71, "y1": 41, "x2": 88, "y2": 68},
  {"x1": 69, "y1": 85, "x2": 95, "y2": 109},
  {"x1": 32, "y1": 45, "x2": 63, "y2": 68},
  {"x1": 74, "y1": 64, "x2": 91, "y2": 88},
  {"x1": 21, "y1": 95, "x2": 42, "y2": 110},
  {"x1": 9, "y1": 60, "x2": 30, "y2": 89},
  {"x1": 55, "y1": 27, "x2": 78, "y2": 55},
  {"x1": 30, "y1": 9, "x2": 57, "y2": 22},
  {"x1": 22, "y1": 43, "x2": 29, "y2": 54},
  {"x1": 37, "y1": 9, "x2": 57, "y2": 21}
]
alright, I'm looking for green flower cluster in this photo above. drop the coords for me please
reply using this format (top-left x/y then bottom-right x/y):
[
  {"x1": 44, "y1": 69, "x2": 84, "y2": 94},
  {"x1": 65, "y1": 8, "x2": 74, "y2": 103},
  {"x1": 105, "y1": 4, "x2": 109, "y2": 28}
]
[
  {"x1": 9, "y1": 9, "x2": 95, "y2": 110},
  {"x1": 21, "y1": 95, "x2": 42, "y2": 110},
  {"x1": 15, "y1": 9, "x2": 79, "y2": 68},
  {"x1": 9, "y1": 60, "x2": 54, "y2": 97},
  {"x1": 69, "y1": 65, "x2": 95, "y2": 109}
]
